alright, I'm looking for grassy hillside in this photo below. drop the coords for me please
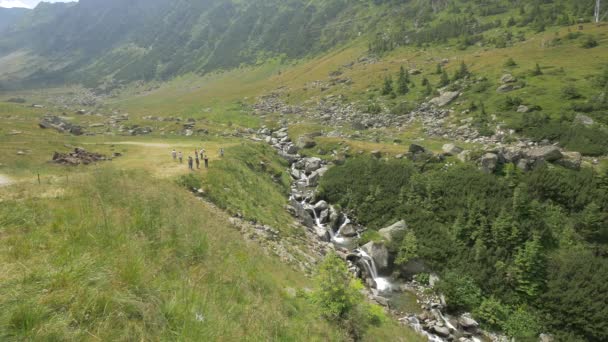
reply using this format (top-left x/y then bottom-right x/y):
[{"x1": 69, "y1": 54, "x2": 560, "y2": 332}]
[{"x1": 0, "y1": 167, "x2": 421, "y2": 341}]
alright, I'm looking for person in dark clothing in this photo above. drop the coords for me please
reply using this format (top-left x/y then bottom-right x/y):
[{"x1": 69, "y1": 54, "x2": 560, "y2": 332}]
[
  {"x1": 188, "y1": 156, "x2": 194, "y2": 170},
  {"x1": 204, "y1": 155, "x2": 209, "y2": 169},
  {"x1": 178, "y1": 152, "x2": 183, "y2": 164},
  {"x1": 195, "y1": 155, "x2": 200, "y2": 169}
]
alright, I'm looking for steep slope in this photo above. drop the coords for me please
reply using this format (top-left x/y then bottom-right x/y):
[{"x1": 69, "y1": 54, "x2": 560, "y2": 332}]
[{"x1": 0, "y1": 7, "x2": 29, "y2": 32}]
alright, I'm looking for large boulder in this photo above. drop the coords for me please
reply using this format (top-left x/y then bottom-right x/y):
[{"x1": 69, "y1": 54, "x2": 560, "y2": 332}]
[
  {"x1": 481, "y1": 153, "x2": 499, "y2": 173},
  {"x1": 555, "y1": 151, "x2": 582, "y2": 170},
  {"x1": 458, "y1": 315, "x2": 479, "y2": 331},
  {"x1": 442, "y1": 143, "x2": 463, "y2": 156},
  {"x1": 409, "y1": 144, "x2": 428, "y2": 154},
  {"x1": 290, "y1": 199, "x2": 314, "y2": 228},
  {"x1": 457, "y1": 150, "x2": 472, "y2": 163},
  {"x1": 340, "y1": 224, "x2": 358, "y2": 238},
  {"x1": 575, "y1": 113, "x2": 594, "y2": 126},
  {"x1": 361, "y1": 241, "x2": 389, "y2": 271},
  {"x1": 429, "y1": 91, "x2": 460, "y2": 107},
  {"x1": 378, "y1": 220, "x2": 408, "y2": 243},
  {"x1": 296, "y1": 135, "x2": 317, "y2": 149},
  {"x1": 525, "y1": 146, "x2": 563, "y2": 162},
  {"x1": 304, "y1": 157, "x2": 323, "y2": 174}
]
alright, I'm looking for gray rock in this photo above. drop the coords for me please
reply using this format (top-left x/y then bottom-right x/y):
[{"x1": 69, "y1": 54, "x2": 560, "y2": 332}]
[
  {"x1": 304, "y1": 157, "x2": 323, "y2": 173},
  {"x1": 315, "y1": 225, "x2": 330, "y2": 242},
  {"x1": 373, "y1": 295, "x2": 389, "y2": 307},
  {"x1": 517, "y1": 158, "x2": 531, "y2": 172},
  {"x1": 340, "y1": 224, "x2": 358, "y2": 238},
  {"x1": 433, "y1": 325, "x2": 451, "y2": 337},
  {"x1": 284, "y1": 144, "x2": 299, "y2": 155},
  {"x1": 362, "y1": 241, "x2": 389, "y2": 270},
  {"x1": 457, "y1": 150, "x2": 472, "y2": 163},
  {"x1": 307, "y1": 171, "x2": 320, "y2": 187},
  {"x1": 458, "y1": 315, "x2": 479, "y2": 330},
  {"x1": 539, "y1": 333, "x2": 555, "y2": 342},
  {"x1": 555, "y1": 151, "x2": 582, "y2": 170},
  {"x1": 409, "y1": 144, "x2": 428, "y2": 154},
  {"x1": 500, "y1": 73, "x2": 517, "y2": 84},
  {"x1": 517, "y1": 105, "x2": 530, "y2": 113},
  {"x1": 296, "y1": 135, "x2": 317, "y2": 149},
  {"x1": 575, "y1": 113, "x2": 594, "y2": 126},
  {"x1": 501, "y1": 146, "x2": 523, "y2": 163},
  {"x1": 481, "y1": 153, "x2": 499, "y2": 173},
  {"x1": 429, "y1": 91, "x2": 460, "y2": 107},
  {"x1": 370, "y1": 150, "x2": 382, "y2": 159},
  {"x1": 314, "y1": 200, "x2": 329, "y2": 212},
  {"x1": 496, "y1": 84, "x2": 514, "y2": 93},
  {"x1": 442, "y1": 143, "x2": 463, "y2": 156},
  {"x1": 378, "y1": 220, "x2": 407, "y2": 243},
  {"x1": 525, "y1": 146, "x2": 563, "y2": 162}
]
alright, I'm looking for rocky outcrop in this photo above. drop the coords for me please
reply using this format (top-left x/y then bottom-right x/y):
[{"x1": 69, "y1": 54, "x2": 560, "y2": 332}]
[
  {"x1": 429, "y1": 91, "x2": 460, "y2": 107},
  {"x1": 39, "y1": 115, "x2": 84, "y2": 135},
  {"x1": 556, "y1": 151, "x2": 582, "y2": 170},
  {"x1": 524, "y1": 146, "x2": 563, "y2": 162},
  {"x1": 52, "y1": 148, "x2": 110, "y2": 165},
  {"x1": 500, "y1": 74, "x2": 517, "y2": 84}
]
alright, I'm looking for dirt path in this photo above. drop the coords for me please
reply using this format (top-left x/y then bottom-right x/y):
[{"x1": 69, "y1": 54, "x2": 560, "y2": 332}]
[{"x1": 0, "y1": 174, "x2": 13, "y2": 187}]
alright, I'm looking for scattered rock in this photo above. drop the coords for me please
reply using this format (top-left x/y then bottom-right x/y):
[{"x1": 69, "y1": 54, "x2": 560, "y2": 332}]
[
  {"x1": 517, "y1": 105, "x2": 530, "y2": 113},
  {"x1": 575, "y1": 113, "x2": 594, "y2": 126},
  {"x1": 496, "y1": 84, "x2": 514, "y2": 93},
  {"x1": 52, "y1": 148, "x2": 110, "y2": 166},
  {"x1": 39, "y1": 115, "x2": 84, "y2": 135},
  {"x1": 459, "y1": 315, "x2": 479, "y2": 331},
  {"x1": 500, "y1": 74, "x2": 517, "y2": 84}
]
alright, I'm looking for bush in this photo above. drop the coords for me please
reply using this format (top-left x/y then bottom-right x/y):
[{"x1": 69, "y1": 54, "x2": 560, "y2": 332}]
[
  {"x1": 359, "y1": 230, "x2": 383, "y2": 245},
  {"x1": 562, "y1": 85, "x2": 582, "y2": 100},
  {"x1": 436, "y1": 272, "x2": 482, "y2": 313},
  {"x1": 474, "y1": 297, "x2": 509, "y2": 331},
  {"x1": 503, "y1": 58, "x2": 517, "y2": 67},
  {"x1": 503, "y1": 306, "x2": 542, "y2": 339},
  {"x1": 581, "y1": 36, "x2": 598, "y2": 49},
  {"x1": 176, "y1": 173, "x2": 202, "y2": 190},
  {"x1": 413, "y1": 273, "x2": 430, "y2": 285}
]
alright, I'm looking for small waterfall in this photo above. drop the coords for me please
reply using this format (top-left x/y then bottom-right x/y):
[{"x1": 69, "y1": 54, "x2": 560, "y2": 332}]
[{"x1": 358, "y1": 250, "x2": 391, "y2": 292}]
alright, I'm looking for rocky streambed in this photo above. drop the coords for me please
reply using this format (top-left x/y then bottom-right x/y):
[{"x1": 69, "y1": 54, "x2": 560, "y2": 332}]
[{"x1": 253, "y1": 126, "x2": 506, "y2": 342}]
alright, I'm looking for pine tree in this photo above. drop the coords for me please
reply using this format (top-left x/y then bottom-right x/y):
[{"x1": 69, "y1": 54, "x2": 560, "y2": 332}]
[
  {"x1": 421, "y1": 77, "x2": 429, "y2": 86},
  {"x1": 381, "y1": 76, "x2": 394, "y2": 95},
  {"x1": 396, "y1": 230, "x2": 418, "y2": 265},
  {"x1": 512, "y1": 237, "x2": 545, "y2": 299},
  {"x1": 453, "y1": 61, "x2": 470, "y2": 80},
  {"x1": 397, "y1": 66, "x2": 409, "y2": 95},
  {"x1": 435, "y1": 63, "x2": 443, "y2": 75},
  {"x1": 439, "y1": 69, "x2": 450, "y2": 87}
]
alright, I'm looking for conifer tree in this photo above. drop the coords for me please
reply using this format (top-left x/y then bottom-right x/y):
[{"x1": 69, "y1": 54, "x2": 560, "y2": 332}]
[
  {"x1": 397, "y1": 66, "x2": 409, "y2": 95},
  {"x1": 381, "y1": 76, "x2": 394, "y2": 95}
]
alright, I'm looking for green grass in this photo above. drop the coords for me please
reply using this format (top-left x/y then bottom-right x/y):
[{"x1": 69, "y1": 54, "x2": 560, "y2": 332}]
[
  {"x1": 202, "y1": 142, "x2": 295, "y2": 231},
  {"x1": 0, "y1": 168, "x2": 341, "y2": 341}
]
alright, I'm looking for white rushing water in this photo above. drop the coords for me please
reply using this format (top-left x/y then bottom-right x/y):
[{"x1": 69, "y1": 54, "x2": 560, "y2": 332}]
[{"x1": 358, "y1": 249, "x2": 391, "y2": 292}]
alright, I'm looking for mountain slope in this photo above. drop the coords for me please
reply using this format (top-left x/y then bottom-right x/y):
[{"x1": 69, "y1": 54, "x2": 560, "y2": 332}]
[{"x1": 0, "y1": 7, "x2": 29, "y2": 32}]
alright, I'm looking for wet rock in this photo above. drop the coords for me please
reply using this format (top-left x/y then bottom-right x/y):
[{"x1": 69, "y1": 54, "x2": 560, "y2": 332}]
[
  {"x1": 362, "y1": 241, "x2": 389, "y2": 270},
  {"x1": 378, "y1": 220, "x2": 407, "y2": 243},
  {"x1": 314, "y1": 200, "x2": 329, "y2": 212},
  {"x1": 429, "y1": 91, "x2": 460, "y2": 107},
  {"x1": 340, "y1": 224, "x2": 358, "y2": 238},
  {"x1": 432, "y1": 325, "x2": 451, "y2": 337},
  {"x1": 373, "y1": 295, "x2": 389, "y2": 307},
  {"x1": 458, "y1": 315, "x2": 479, "y2": 331}
]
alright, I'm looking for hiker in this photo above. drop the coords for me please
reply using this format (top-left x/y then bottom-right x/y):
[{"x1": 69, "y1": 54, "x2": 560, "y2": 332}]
[
  {"x1": 220, "y1": 148, "x2": 224, "y2": 157},
  {"x1": 194, "y1": 149, "x2": 198, "y2": 159},
  {"x1": 200, "y1": 148, "x2": 205, "y2": 157},
  {"x1": 178, "y1": 152, "x2": 183, "y2": 163},
  {"x1": 188, "y1": 156, "x2": 194, "y2": 170},
  {"x1": 171, "y1": 149, "x2": 177, "y2": 160},
  {"x1": 204, "y1": 155, "x2": 209, "y2": 169},
  {"x1": 195, "y1": 154, "x2": 200, "y2": 169}
]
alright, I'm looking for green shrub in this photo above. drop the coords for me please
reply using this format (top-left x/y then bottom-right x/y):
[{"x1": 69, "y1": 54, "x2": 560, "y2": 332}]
[
  {"x1": 562, "y1": 84, "x2": 582, "y2": 100},
  {"x1": 176, "y1": 173, "x2": 202, "y2": 190},
  {"x1": 474, "y1": 297, "x2": 509, "y2": 330},
  {"x1": 504, "y1": 58, "x2": 517, "y2": 67},
  {"x1": 503, "y1": 306, "x2": 542, "y2": 339},
  {"x1": 359, "y1": 230, "x2": 384, "y2": 245},
  {"x1": 413, "y1": 273, "x2": 430, "y2": 285},
  {"x1": 436, "y1": 272, "x2": 482, "y2": 313},
  {"x1": 581, "y1": 36, "x2": 598, "y2": 49}
]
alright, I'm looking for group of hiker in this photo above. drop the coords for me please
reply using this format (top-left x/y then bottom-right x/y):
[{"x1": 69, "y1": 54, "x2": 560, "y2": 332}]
[{"x1": 171, "y1": 147, "x2": 224, "y2": 170}]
